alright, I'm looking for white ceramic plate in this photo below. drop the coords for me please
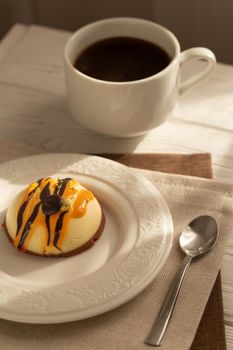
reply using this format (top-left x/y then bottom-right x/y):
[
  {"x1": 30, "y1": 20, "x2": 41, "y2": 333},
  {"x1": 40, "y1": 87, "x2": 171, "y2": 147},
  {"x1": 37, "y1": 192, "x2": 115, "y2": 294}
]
[{"x1": 0, "y1": 153, "x2": 173, "y2": 323}]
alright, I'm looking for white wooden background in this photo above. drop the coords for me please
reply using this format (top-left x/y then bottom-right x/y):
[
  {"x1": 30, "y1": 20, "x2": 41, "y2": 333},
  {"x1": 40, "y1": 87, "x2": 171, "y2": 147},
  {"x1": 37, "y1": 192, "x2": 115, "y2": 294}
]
[{"x1": 0, "y1": 24, "x2": 233, "y2": 348}]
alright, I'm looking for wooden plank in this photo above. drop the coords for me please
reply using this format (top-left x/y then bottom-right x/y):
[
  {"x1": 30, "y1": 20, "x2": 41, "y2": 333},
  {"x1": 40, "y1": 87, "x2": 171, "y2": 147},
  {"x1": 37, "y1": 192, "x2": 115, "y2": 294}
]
[
  {"x1": 0, "y1": 25, "x2": 70, "y2": 94},
  {"x1": 4, "y1": 83, "x2": 225, "y2": 163},
  {"x1": 0, "y1": 24, "x2": 28, "y2": 63},
  {"x1": 225, "y1": 325, "x2": 233, "y2": 349},
  {"x1": 0, "y1": 80, "x2": 233, "y2": 179},
  {"x1": 0, "y1": 26, "x2": 232, "y2": 181}
]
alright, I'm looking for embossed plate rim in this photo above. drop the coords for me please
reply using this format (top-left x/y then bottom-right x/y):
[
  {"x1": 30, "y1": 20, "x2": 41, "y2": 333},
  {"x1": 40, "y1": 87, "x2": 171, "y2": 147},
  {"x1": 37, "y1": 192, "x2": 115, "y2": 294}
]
[{"x1": 0, "y1": 153, "x2": 173, "y2": 323}]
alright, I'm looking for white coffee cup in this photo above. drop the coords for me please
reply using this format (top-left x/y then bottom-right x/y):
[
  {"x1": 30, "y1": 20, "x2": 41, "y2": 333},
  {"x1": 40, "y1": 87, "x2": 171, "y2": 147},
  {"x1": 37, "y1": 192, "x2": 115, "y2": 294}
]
[{"x1": 64, "y1": 17, "x2": 216, "y2": 137}]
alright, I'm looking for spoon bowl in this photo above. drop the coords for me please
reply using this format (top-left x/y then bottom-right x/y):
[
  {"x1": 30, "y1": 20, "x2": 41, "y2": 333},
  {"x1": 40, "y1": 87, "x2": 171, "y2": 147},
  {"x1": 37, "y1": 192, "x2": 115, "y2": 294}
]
[{"x1": 180, "y1": 215, "x2": 218, "y2": 257}]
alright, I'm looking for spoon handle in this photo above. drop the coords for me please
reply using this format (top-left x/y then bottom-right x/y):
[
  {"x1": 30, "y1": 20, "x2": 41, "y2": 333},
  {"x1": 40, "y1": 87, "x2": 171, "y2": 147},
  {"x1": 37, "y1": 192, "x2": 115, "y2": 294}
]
[{"x1": 144, "y1": 254, "x2": 192, "y2": 346}]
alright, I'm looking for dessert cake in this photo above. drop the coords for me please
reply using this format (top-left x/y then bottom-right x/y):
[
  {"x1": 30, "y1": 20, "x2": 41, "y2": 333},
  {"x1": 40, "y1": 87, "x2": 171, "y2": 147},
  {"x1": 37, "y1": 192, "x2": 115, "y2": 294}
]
[{"x1": 3, "y1": 177, "x2": 105, "y2": 257}]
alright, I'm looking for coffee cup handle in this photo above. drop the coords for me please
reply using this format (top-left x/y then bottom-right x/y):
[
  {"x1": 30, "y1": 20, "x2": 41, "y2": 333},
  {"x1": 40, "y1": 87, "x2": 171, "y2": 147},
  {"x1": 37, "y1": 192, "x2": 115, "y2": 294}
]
[{"x1": 179, "y1": 47, "x2": 216, "y2": 94}]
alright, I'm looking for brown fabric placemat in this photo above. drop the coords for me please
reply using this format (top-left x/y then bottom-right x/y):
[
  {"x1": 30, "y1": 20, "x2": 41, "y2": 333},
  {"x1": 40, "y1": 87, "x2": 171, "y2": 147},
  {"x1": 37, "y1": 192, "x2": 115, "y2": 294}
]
[{"x1": 104, "y1": 153, "x2": 226, "y2": 350}]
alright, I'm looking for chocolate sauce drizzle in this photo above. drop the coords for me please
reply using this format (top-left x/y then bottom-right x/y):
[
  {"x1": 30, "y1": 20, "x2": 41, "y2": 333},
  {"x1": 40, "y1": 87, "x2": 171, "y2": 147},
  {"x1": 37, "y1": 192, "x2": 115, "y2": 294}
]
[
  {"x1": 18, "y1": 202, "x2": 41, "y2": 249},
  {"x1": 40, "y1": 181, "x2": 51, "y2": 201},
  {"x1": 58, "y1": 178, "x2": 72, "y2": 197},
  {"x1": 52, "y1": 178, "x2": 71, "y2": 248},
  {"x1": 16, "y1": 185, "x2": 39, "y2": 236},
  {"x1": 53, "y1": 211, "x2": 68, "y2": 247},
  {"x1": 45, "y1": 215, "x2": 51, "y2": 246},
  {"x1": 15, "y1": 178, "x2": 72, "y2": 251},
  {"x1": 44, "y1": 179, "x2": 59, "y2": 247}
]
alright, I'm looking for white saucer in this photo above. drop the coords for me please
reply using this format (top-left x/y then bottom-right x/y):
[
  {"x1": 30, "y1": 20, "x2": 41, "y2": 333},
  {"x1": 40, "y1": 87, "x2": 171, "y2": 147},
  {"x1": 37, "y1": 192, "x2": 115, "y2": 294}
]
[{"x1": 0, "y1": 153, "x2": 173, "y2": 323}]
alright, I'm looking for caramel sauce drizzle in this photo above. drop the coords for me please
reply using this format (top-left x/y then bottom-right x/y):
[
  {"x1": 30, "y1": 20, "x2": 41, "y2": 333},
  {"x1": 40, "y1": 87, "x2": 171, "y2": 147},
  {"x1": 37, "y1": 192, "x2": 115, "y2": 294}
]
[{"x1": 13, "y1": 178, "x2": 94, "y2": 253}]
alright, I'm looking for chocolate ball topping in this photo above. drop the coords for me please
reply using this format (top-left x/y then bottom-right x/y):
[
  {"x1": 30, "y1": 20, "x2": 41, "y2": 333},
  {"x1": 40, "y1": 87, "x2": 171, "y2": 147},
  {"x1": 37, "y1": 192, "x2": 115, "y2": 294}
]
[{"x1": 42, "y1": 194, "x2": 63, "y2": 216}]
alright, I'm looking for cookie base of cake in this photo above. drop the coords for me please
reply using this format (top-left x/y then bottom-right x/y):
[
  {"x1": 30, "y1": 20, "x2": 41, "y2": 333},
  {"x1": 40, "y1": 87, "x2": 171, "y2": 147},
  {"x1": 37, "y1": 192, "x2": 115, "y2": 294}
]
[{"x1": 3, "y1": 210, "x2": 105, "y2": 257}]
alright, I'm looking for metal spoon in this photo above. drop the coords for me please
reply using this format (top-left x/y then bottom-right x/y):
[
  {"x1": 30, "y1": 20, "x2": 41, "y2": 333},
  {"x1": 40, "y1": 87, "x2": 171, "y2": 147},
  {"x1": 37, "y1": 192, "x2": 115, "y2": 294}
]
[{"x1": 144, "y1": 215, "x2": 218, "y2": 347}]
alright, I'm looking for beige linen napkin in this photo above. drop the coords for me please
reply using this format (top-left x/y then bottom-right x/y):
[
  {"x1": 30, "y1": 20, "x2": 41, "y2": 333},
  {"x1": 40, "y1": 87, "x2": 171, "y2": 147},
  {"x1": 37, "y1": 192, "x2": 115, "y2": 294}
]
[{"x1": 0, "y1": 140, "x2": 232, "y2": 350}]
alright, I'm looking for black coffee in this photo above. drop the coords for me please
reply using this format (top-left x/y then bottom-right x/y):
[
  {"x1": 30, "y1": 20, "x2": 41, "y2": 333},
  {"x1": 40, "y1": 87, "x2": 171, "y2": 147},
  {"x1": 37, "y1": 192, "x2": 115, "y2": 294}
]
[{"x1": 74, "y1": 37, "x2": 171, "y2": 82}]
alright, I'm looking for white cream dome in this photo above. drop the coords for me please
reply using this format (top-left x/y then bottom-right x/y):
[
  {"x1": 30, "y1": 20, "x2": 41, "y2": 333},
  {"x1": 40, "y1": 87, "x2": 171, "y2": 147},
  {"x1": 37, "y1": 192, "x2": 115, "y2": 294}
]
[{"x1": 5, "y1": 177, "x2": 104, "y2": 256}]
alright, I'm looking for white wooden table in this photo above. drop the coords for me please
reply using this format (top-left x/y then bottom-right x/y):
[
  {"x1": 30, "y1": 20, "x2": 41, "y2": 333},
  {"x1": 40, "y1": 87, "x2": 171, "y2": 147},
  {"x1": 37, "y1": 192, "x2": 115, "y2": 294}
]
[{"x1": 0, "y1": 24, "x2": 233, "y2": 348}]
